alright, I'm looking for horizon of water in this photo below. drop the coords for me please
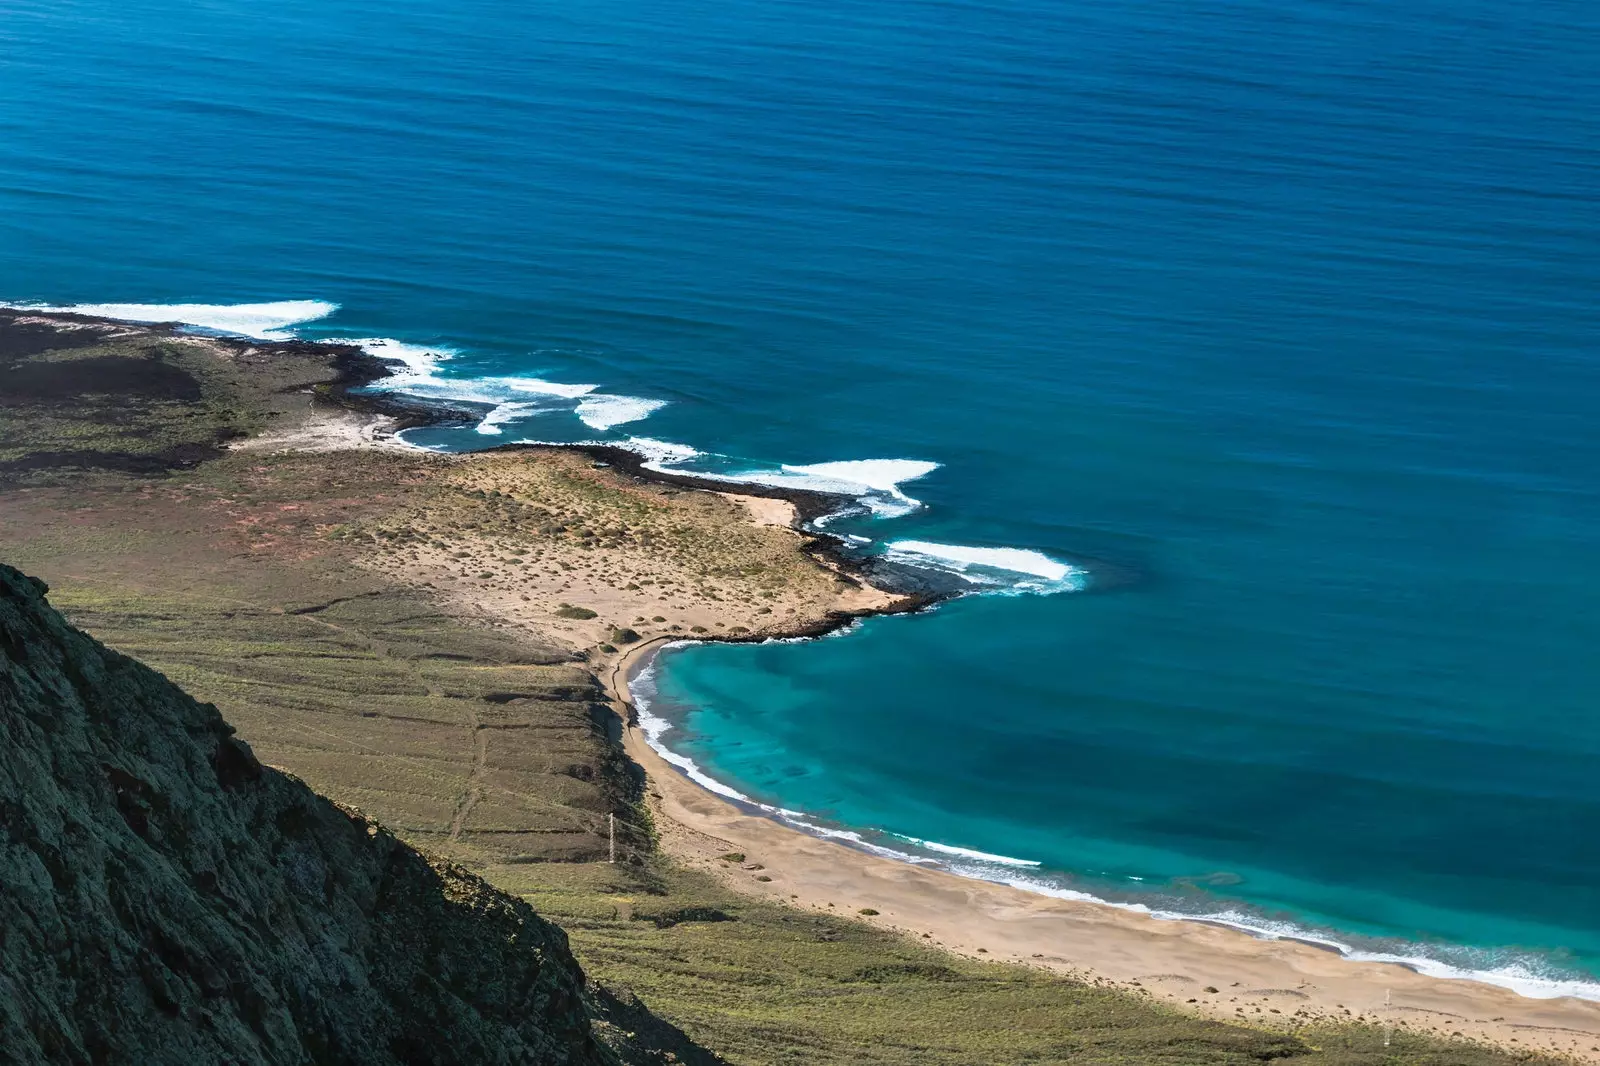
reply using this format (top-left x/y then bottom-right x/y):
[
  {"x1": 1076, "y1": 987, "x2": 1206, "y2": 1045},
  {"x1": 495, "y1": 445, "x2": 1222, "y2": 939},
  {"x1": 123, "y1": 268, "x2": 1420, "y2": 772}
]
[{"x1": 4, "y1": 0, "x2": 1598, "y2": 1001}]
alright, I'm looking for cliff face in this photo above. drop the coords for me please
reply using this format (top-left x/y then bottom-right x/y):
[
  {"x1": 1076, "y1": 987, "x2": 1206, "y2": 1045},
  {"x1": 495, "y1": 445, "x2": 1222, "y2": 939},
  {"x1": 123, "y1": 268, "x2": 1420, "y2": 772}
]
[{"x1": 0, "y1": 563, "x2": 630, "y2": 1065}]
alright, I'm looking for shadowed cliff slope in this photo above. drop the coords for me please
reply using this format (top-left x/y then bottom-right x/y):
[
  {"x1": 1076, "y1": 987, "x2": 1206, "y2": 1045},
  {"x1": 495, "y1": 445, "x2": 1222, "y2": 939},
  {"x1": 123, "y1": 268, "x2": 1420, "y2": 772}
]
[{"x1": 0, "y1": 562, "x2": 692, "y2": 1065}]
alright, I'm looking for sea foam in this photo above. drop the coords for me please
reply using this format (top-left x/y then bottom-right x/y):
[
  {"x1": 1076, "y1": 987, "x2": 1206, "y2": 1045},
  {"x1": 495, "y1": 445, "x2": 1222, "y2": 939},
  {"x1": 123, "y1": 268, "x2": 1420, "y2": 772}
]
[
  {"x1": 625, "y1": 437, "x2": 701, "y2": 465},
  {"x1": 630, "y1": 648, "x2": 760, "y2": 804},
  {"x1": 995, "y1": 873, "x2": 1600, "y2": 1002},
  {"x1": 576, "y1": 394, "x2": 668, "y2": 430},
  {"x1": 630, "y1": 648, "x2": 941, "y2": 865},
  {"x1": 883, "y1": 540, "x2": 1086, "y2": 594},
  {"x1": 337, "y1": 338, "x2": 679, "y2": 437},
  {"x1": 9, "y1": 299, "x2": 338, "y2": 340},
  {"x1": 681, "y1": 458, "x2": 940, "y2": 519},
  {"x1": 475, "y1": 402, "x2": 545, "y2": 435}
]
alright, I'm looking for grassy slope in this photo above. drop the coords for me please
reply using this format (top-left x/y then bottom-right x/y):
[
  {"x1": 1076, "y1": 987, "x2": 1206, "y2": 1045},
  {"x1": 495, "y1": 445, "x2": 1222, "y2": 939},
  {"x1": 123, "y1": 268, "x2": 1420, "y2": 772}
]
[{"x1": 0, "y1": 314, "x2": 1561, "y2": 1065}]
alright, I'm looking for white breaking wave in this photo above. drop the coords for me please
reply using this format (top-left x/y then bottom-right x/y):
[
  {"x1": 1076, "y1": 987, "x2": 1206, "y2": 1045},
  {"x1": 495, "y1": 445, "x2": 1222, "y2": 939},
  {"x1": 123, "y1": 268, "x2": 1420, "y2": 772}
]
[
  {"x1": 624, "y1": 437, "x2": 701, "y2": 465},
  {"x1": 1339, "y1": 951, "x2": 1600, "y2": 1002},
  {"x1": 340, "y1": 337, "x2": 455, "y2": 376},
  {"x1": 475, "y1": 402, "x2": 546, "y2": 436},
  {"x1": 785, "y1": 459, "x2": 940, "y2": 494},
  {"x1": 576, "y1": 394, "x2": 668, "y2": 430},
  {"x1": 491, "y1": 376, "x2": 598, "y2": 399},
  {"x1": 344, "y1": 340, "x2": 675, "y2": 436},
  {"x1": 883, "y1": 540, "x2": 1086, "y2": 594},
  {"x1": 682, "y1": 458, "x2": 940, "y2": 519},
  {"x1": 772, "y1": 816, "x2": 942, "y2": 865},
  {"x1": 8, "y1": 299, "x2": 338, "y2": 340},
  {"x1": 503, "y1": 435, "x2": 702, "y2": 466},
  {"x1": 886, "y1": 540, "x2": 1073, "y2": 581}
]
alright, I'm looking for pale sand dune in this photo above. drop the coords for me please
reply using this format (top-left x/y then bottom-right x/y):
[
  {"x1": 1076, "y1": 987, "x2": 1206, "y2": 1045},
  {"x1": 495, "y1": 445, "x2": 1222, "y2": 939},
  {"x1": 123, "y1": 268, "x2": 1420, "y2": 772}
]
[
  {"x1": 718, "y1": 491, "x2": 797, "y2": 528},
  {"x1": 234, "y1": 406, "x2": 406, "y2": 453}
]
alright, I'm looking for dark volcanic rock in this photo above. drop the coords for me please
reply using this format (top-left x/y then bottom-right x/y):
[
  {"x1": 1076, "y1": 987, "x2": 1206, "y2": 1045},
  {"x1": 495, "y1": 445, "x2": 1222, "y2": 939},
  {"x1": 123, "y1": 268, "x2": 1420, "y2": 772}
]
[{"x1": 0, "y1": 563, "x2": 676, "y2": 1065}]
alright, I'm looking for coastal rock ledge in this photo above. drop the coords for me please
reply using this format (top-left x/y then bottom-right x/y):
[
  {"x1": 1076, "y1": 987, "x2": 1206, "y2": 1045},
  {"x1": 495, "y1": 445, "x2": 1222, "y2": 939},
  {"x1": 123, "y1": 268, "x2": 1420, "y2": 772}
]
[{"x1": 0, "y1": 562, "x2": 686, "y2": 1065}]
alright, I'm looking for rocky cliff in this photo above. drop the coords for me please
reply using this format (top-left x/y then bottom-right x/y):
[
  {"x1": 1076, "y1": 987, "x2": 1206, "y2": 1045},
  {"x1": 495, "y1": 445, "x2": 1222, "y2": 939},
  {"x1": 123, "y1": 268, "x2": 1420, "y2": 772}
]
[{"x1": 0, "y1": 563, "x2": 665, "y2": 1065}]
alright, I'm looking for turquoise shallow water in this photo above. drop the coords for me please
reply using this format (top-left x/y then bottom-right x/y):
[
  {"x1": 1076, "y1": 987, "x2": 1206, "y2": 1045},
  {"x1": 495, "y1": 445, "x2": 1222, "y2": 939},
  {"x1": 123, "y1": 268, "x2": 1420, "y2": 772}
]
[{"x1": 3, "y1": 0, "x2": 1599, "y2": 997}]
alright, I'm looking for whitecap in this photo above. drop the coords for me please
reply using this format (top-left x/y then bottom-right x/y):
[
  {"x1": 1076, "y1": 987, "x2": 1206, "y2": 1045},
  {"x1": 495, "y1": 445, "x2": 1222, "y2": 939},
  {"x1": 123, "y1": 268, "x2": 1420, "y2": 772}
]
[
  {"x1": 625, "y1": 437, "x2": 701, "y2": 465},
  {"x1": 502, "y1": 434, "x2": 702, "y2": 467},
  {"x1": 341, "y1": 340, "x2": 619, "y2": 437},
  {"x1": 338, "y1": 339, "x2": 679, "y2": 435},
  {"x1": 9, "y1": 299, "x2": 338, "y2": 340},
  {"x1": 882, "y1": 539, "x2": 1086, "y2": 594},
  {"x1": 576, "y1": 394, "x2": 668, "y2": 430},
  {"x1": 679, "y1": 458, "x2": 939, "y2": 519},
  {"x1": 340, "y1": 337, "x2": 458, "y2": 379},
  {"x1": 475, "y1": 402, "x2": 546, "y2": 436},
  {"x1": 495, "y1": 375, "x2": 599, "y2": 399},
  {"x1": 784, "y1": 459, "x2": 941, "y2": 495},
  {"x1": 885, "y1": 540, "x2": 1072, "y2": 581}
]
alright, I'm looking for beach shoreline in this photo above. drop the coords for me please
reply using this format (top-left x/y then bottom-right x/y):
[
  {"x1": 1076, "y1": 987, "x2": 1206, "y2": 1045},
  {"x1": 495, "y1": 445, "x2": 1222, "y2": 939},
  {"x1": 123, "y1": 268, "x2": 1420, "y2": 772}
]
[{"x1": 604, "y1": 634, "x2": 1600, "y2": 1065}]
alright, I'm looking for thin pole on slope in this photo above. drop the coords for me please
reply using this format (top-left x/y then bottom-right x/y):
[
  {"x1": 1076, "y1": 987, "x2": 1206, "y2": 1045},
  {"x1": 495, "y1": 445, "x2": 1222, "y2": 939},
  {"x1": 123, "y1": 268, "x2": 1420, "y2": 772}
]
[{"x1": 609, "y1": 813, "x2": 616, "y2": 863}]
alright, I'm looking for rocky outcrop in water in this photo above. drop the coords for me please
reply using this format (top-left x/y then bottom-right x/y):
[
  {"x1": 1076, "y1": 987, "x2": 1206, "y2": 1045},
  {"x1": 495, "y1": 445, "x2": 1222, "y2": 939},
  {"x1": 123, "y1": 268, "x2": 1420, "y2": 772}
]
[{"x1": 0, "y1": 562, "x2": 669, "y2": 1065}]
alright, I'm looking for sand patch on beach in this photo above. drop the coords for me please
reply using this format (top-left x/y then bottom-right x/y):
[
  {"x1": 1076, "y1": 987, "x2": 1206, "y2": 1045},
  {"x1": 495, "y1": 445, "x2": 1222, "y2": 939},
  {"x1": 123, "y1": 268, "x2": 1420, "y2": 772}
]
[{"x1": 233, "y1": 403, "x2": 408, "y2": 453}]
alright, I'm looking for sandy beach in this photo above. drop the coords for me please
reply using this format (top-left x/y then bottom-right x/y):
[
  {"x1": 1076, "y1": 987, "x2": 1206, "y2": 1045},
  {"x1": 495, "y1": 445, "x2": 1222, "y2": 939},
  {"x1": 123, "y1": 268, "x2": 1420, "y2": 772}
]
[
  {"x1": 605, "y1": 636, "x2": 1600, "y2": 1062},
  {"x1": 598, "y1": 634, "x2": 1600, "y2": 1065}
]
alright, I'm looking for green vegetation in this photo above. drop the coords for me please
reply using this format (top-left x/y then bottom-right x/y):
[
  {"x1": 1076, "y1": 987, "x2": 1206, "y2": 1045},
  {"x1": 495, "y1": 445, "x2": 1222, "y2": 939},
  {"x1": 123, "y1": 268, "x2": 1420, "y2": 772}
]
[
  {"x1": 27, "y1": 575, "x2": 633, "y2": 868},
  {"x1": 490, "y1": 861, "x2": 1534, "y2": 1066},
  {"x1": 557, "y1": 605, "x2": 601, "y2": 620},
  {"x1": 0, "y1": 311, "x2": 345, "y2": 485}
]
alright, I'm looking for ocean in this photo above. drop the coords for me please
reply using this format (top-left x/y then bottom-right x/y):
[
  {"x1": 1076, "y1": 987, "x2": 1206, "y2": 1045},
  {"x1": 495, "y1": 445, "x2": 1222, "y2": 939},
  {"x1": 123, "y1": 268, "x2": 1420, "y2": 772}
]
[{"x1": 3, "y1": 0, "x2": 1598, "y2": 998}]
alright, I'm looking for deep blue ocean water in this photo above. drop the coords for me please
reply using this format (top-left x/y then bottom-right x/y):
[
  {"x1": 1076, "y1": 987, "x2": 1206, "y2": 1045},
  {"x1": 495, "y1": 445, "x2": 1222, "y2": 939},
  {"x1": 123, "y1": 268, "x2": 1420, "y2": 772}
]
[{"x1": 4, "y1": 0, "x2": 1598, "y2": 996}]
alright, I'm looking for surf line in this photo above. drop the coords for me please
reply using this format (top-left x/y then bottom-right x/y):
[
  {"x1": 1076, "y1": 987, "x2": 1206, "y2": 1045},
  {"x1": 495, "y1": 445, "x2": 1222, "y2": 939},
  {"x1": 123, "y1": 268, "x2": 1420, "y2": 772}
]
[
  {"x1": 5, "y1": 299, "x2": 1089, "y2": 599},
  {"x1": 619, "y1": 634, "x2": 1600, "y2": 1005}
]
